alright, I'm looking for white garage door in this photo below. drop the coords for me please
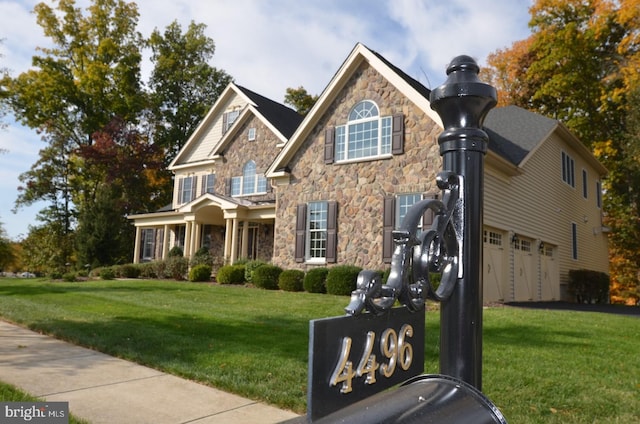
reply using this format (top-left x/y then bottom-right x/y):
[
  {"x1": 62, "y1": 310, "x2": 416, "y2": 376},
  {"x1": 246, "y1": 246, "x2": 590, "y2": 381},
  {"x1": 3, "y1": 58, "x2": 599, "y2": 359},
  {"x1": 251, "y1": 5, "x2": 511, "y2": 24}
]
[
  {"x1": 513, "y1": 236, "x2": 535, "y2": 301},
  {"x1": 483, "y1": 229, "x2": 506, "y2": 302}
]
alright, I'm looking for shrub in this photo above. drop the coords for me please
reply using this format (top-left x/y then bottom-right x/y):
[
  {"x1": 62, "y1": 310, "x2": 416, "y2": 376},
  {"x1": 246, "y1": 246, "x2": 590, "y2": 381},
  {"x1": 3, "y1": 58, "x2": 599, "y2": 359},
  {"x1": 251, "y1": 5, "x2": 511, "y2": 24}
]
[
  {"x1": 189, "y1": 264, "x2": 212, "y2": 282},
  {"x1": 304, "y1": 267, "x2": 328, "y2": 294},
  {"x1": 253, "y1": 264, "x2": 283, "y2": 290},
  {"x1": 99, "y1": 267, "x2": 116, "y2": 280},
  {"x1": 168, "y1": 246, "x2": 184, "y2": 257},
  {"x1": 62, "y1": 272, "x2": 77, "y2": 282},
  {"x1": 279, "y1": 269, "x2": 305, "y2": 292},
  {"x1": 216, "y1": 265, "x2": 246, "y2": 284},
  {"x1": 165, "y1": 256, "x2": 189, "y2": 280},
  {"x1": 244, "y1": 260, "x2": 267, "y2": 283},
  {"x1": 49, "y1": 271, "x2": 63, "y2": 280},
  {"x1": 152, "y1": 261, "x2": 167, "y2": 279},
  {"x1": 138, "y1": 262, "x2": 158, "y2": 279},
  {"x1": 568, "y1": 269, "x2": 610, "y2": 304},
  {"x1": 326, "y1": 265, "x2": 362, "y2": 296},
  {"x1": 118, "y1": 264, "x2": 140, "y2": 279},
  {"x1": 190, "y1": 248, "x2": 214, "y2": 267}
]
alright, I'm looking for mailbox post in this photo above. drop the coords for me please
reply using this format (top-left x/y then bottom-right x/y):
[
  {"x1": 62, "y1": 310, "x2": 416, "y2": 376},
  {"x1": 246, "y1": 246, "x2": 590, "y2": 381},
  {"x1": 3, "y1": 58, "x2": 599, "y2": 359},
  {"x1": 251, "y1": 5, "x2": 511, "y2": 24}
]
[
  {"x1": 430, "y1": 55, "x2": 497, "y2": 390},
  {"x1": 305, "y1": 55, "x2": 502, "y2": 423}
]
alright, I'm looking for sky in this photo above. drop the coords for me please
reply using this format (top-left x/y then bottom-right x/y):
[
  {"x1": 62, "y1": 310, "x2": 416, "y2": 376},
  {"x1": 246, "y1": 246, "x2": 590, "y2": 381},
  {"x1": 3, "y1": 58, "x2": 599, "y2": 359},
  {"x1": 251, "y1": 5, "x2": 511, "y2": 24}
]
[{"x1": 0, "y1": 0, "x2": 533, "y2": 240}]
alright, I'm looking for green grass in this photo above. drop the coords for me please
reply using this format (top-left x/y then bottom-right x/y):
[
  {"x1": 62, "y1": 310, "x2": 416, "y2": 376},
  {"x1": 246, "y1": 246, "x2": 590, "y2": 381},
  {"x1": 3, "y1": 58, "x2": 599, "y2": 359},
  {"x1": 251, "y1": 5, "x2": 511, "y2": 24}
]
[
  {"x1": 0, "y1": 278, "x2": 638, "y2": 423},
  {"x1": 0, "y1": 381, "x2": 90, "y2": 424}
]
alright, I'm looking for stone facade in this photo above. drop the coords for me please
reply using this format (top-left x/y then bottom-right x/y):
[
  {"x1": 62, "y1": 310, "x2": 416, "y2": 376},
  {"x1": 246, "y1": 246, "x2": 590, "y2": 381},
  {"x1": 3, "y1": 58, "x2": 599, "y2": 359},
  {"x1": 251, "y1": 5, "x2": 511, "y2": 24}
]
[
  {"x1": 212, "y1": 114, "x2": 278, "y2": 203},
  {"x1": 273, "y1": 62, "x2": 442, "y2": 271}
]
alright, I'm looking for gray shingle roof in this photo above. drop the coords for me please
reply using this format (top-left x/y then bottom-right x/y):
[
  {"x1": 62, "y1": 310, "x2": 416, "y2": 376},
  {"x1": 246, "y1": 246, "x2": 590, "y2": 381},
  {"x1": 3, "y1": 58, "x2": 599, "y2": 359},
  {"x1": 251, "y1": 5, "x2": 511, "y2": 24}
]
[
  {"x1": 484, "y1": 105, "x2": 558, "y2": 165},
  {"x1": 236, "y1": 85, "x2": 304, "y2": 138}
]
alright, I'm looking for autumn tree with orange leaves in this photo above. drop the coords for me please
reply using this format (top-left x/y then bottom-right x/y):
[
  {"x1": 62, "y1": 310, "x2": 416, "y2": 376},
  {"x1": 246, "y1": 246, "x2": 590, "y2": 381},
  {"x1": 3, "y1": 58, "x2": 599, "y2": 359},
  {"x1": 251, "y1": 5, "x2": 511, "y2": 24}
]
[{"x1": 485, "y1": 0, "x2": 640, "y2": 304}]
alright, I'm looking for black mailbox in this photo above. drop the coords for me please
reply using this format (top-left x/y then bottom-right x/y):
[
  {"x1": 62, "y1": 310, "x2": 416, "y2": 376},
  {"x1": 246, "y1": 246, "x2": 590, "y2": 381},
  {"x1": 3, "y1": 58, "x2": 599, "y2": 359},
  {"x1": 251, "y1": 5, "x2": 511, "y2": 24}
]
[{"x1": 314, "y1": 374, "x2": 507, "y2": 424}]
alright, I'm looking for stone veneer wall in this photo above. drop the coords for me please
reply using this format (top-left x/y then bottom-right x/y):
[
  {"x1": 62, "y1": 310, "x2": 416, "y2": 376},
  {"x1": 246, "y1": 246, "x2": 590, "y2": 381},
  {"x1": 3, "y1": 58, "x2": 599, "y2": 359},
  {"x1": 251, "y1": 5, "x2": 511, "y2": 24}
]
[
  {"x1": 214, "y1": 114, "x2": 277, "y2": 203},
  {"x1": 273, "y1": 61, "x2": 442, "y2": 271}
]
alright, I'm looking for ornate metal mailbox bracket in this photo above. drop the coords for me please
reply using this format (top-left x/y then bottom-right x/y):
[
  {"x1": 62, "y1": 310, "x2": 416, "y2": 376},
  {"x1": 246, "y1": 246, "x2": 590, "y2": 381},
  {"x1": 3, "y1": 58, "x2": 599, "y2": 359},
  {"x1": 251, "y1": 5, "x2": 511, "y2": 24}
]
[{"x1": 346, "y1": 171, "x2": 464, "y2": 316}]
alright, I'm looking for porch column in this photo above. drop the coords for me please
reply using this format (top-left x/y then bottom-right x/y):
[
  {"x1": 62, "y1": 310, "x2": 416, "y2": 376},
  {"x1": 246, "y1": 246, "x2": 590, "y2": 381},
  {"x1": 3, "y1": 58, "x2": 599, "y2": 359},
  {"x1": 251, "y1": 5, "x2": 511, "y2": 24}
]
[
  {"x1": 194, "y1": 222, "x2": 202, "y2": 253},
  {"x1": 230, "y1": 218, "x2": 239, "y2": 264},
  {"x1": 162, "y1": 225, "x2": 170, "y2": 260},
  {"x1": 133, "y1": 226, "x2": 142, "y2": 264},
  {"x1": 184, "y1": 221, "x2": 192, "y2": 257},
  {"x1": 224, "y1": 218, "x2": 232, "y2": 262},
  {"x1": 241, "y1": 221, "x2": 249, "y2": 259}
]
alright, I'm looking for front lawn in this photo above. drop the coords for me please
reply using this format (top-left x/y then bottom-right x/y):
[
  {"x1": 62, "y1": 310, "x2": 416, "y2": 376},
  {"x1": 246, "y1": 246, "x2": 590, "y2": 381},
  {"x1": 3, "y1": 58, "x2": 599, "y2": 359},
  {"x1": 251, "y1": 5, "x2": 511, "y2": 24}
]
[{"x1": 0, "y1": 278, "x2": 638, "y2": 423}]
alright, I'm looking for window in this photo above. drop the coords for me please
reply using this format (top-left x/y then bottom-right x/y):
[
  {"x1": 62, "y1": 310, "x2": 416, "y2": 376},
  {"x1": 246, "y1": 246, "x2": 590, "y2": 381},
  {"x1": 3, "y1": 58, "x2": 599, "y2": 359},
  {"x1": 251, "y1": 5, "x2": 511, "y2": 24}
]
[
  {"x1": 141, "y1": 229, "x2": 155, "y2": 260},
  {"x1": 295, "y1": 202, "x2": 337, "y2": 263},
  {"x1": 562, "y1": 151, "x2": 575, "y2": 187},
  {"x1": 223, "y1": 109, "x2": 240, "y2": 133},
  {"x1": 307, "y1": 202, "x2": 328, "y2": 260},
  {"x1": 248, "y1": 127, "x2": 256, "y2": 141},
  {"x1": 335, "y1": 100, "x2": 393, "y2": 161},
  {"x1": 202, "y1": 174, "x2": 215, "y2": 195},
  {"x1": 582, "y1": 169, "x2": 588, "y2": 198},
  {"x1": 382, "y1": 193, "x2": 437, "y2": 263},
  {"x1": 178, "y1": 176, "x2": 196, "y2": 204},
  {"x1": 230, "y1": 161, "x2": 267, "y2": 196},
  {"x1": 484, "y1": 230, "x2": 503, "y2": 247},
  {"x1": 596, "y1": 180, "x2": 602, "y2": 208},
  {"x1": 396, "y1": 193, "x2": 424, "y2": 230},
  {"x1": 571, "y1": 223, "x2": 578, "y2": 260}
]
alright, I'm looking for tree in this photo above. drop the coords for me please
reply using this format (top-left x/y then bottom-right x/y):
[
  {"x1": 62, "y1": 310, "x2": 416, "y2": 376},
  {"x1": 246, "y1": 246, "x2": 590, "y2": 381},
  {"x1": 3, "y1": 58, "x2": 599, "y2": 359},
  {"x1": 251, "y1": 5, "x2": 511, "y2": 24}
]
[
  {"x1": 3, "y1": 1, "x2": 233, "y2": 270},
  {"x1": 0, "y1": 222, "x2": 16, "y2": 272},
  {"x1": 75, "y1": 117, "x2": 169, "y2": 266},
  {"x1": 147, "y1": 20, "x2": 232, "y2": 162},
  {"x1": 284, "y1": 86, "x2": 318, "y2": 116},
  {"x1": 485, "y1": 0, "x2": 640, "y2": 304}
]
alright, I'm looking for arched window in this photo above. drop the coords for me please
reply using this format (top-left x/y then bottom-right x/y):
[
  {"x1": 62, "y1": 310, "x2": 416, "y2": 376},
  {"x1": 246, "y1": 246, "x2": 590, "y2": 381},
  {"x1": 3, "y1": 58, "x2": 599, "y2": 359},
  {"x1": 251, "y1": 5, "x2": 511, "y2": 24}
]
[
  {"x1": 335, "y1": 100, "x2": 392, "y2": 161},
  {"x1": 242, "y1": 161, "x2": 257, "y2": 195},
  {"x1": 231, "y1": 160, "x2": 268, "y2": 196}
]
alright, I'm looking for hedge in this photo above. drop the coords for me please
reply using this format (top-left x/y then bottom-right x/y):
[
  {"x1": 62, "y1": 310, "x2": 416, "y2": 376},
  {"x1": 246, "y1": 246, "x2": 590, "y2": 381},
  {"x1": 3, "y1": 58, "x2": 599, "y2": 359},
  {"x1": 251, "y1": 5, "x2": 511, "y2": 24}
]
[
  {"x1": 253, "y1": 264, "x2": 283, "y2": 290},
  {"x1": 304, "y1": 267, "x2": 328, "y2": 293},
  {"x1": 326, "y1": 265, "x2": 362, "y2": 296},
  {"x1": 279, "y1": 269, "x2": 305, "y2": 292}
]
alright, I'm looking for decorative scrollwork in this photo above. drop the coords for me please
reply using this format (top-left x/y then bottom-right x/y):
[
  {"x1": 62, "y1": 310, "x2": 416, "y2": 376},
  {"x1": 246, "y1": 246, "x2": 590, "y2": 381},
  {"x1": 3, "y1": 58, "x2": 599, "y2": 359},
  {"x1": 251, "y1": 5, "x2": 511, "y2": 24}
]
[{"x1": 346, "y1": 171, "x2": 464, "y2": 316}]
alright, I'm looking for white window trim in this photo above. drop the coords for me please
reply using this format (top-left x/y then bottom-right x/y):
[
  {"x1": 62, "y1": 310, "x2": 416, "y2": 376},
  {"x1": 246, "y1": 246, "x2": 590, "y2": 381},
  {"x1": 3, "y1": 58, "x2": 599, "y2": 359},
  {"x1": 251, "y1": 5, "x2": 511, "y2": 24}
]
[
  {"x1": 306, "y1": 201, "x2": 328, "y2": 262},
  {"x1": 335, "y1": 100, "x2": 392, "y2": 163}
]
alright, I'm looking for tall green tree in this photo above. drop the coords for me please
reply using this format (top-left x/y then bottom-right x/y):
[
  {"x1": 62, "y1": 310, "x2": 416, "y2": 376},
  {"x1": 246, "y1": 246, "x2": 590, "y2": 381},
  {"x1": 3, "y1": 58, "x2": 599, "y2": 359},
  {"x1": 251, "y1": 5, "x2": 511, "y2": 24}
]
[
  {"x1": 284, "y1": 86, "x2": 318, "y2": 116},
  {"x1": 0, "y1": 221, "x2": 16, "y2": 272},
  {"x1": 3, "y1": 1, "x2": 232, "y2": 270},
  {"x1": 486, "y1": 0, "x2": 640, "y2": 304},
  {"x1": 147, "y1": 20, "x2": 232, "y2": 162}
]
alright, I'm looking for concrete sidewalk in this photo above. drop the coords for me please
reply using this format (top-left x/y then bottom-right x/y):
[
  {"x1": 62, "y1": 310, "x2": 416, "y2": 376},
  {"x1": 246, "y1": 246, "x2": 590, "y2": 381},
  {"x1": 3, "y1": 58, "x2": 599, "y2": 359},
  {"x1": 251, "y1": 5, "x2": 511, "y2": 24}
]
[{"x1": 0, "y1": 320, "x2": 300, "y2": 423}]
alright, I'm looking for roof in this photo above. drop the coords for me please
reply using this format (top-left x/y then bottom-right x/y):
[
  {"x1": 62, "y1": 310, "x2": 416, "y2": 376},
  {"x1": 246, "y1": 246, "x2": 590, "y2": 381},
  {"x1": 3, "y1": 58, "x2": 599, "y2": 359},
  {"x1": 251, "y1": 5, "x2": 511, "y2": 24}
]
[
  {"x1": 169, "y1": 83, "x2": 302, "y2": 170},
  {"x1": 484, "y1": 105, "x2": 557, "y2": 165},
  {"x1": 236, "y1": 85, "x2": 303, "y2": 138}
]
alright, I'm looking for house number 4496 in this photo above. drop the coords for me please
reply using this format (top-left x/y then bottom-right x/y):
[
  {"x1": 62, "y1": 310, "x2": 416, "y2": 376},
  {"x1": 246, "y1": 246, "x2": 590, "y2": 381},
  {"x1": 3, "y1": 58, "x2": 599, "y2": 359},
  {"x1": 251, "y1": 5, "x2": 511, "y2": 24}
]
[{"x1": 329, "y1": 324, "x2": 414, "y2": 394}]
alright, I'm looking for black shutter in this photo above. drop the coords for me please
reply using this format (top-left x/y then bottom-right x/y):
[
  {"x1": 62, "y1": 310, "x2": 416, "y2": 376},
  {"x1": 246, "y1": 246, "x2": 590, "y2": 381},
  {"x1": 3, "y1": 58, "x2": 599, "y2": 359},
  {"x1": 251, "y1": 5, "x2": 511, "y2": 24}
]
[
  {"x1": 222, "y1": 112, "x2": 228, "y2": 134},
  {"x1": 177, "y1": 178, "x2": 184, "y2": 204},
  {"x1": 191, "y1": 176, "x2": 198, "y2": 201},
  {"x1": 295, "y1": 204, "x2": 307, "y2": 262},
  {"x1": 392, "y1": 113, "x2": 405, "y2": 155},
  {"x1": 383, "y1": 196, "x2": 396, "y2": 263},
  {"x1": 324, "y1": 127, "x2": 335, "y2": 164},
  {"x1": 326, "y1": 201, "x2": 338, "y2": 263},
  {"x1": 226, "y1": 178, "x2": 231, "y2": 196},
  {"x1": 422, "y1": 193, "x2": 438, "y2": 229}
]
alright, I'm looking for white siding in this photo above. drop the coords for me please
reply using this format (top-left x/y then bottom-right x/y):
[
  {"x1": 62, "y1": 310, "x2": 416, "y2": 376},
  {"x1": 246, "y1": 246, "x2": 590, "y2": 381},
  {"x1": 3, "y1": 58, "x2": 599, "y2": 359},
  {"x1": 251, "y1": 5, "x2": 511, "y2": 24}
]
[{"x1": 484, "y1": 133, "x2": 608, "y2": 300}]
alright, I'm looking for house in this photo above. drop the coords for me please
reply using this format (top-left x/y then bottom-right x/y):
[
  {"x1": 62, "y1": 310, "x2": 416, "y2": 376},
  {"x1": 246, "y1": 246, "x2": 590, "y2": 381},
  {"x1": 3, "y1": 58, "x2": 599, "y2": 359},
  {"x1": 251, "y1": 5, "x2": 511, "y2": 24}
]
[
  {"x1": 129, "y1": 43, "x2": 609, "y2": 302},
  {"x1": 129, "y1": 83, "x2": 303, "y2": 265}
]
